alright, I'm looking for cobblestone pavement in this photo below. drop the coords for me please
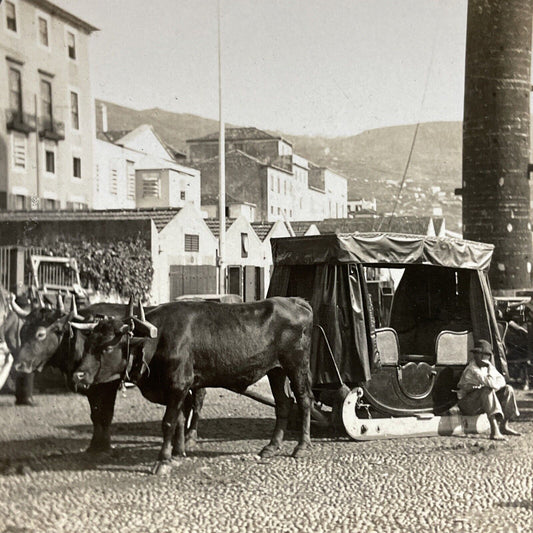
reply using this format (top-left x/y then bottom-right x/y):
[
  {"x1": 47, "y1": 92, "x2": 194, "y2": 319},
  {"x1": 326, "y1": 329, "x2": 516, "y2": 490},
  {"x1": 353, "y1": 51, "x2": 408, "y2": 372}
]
[{"x1": 0, "y1": 381, "x2": 532, "y2": 533}]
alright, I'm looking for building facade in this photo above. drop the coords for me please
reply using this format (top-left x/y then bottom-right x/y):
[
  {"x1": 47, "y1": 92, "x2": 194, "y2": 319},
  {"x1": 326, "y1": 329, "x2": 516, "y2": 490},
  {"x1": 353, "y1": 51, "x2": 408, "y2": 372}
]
[
  {"x1": 94, "y1": 123, "x2": 201, "y2": 211},
  {"x1": 0, "y1": 0, "x2": 97, "y2": 210},
  {"x1": 187, "y1": 127, "x2": 348, "y2": 223}
]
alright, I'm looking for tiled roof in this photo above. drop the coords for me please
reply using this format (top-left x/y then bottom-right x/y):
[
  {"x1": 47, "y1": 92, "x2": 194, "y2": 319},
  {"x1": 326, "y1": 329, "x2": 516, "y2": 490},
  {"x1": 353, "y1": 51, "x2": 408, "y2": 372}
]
[
  {"x1": 96, "y1": 130, "x2": 132, "y2": 143},
  {"x1": 204, "y1": 218, "x2": 236, "y2": 238},
  {"x1": 315, "y1": 216, "x2": 432, "y2": 235},
  {"x1": 187, "y1": 127, "x2": 286, "y2": 144},
  {"x1": 250, "y1": 222, "x2": 276, "y2": 241},
  {"x1": 289, "y1": 221, "x2": 316, "y2": 237},
  {"x1": 0, "y1": 208, "x2": 182, "y2": 232}
]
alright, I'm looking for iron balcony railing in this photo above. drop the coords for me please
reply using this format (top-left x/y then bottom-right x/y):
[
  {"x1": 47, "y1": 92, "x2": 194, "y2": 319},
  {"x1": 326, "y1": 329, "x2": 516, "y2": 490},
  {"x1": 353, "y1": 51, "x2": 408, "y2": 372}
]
[{"x1": 38, "y1": 116, "x2": 65, "y2": 141}]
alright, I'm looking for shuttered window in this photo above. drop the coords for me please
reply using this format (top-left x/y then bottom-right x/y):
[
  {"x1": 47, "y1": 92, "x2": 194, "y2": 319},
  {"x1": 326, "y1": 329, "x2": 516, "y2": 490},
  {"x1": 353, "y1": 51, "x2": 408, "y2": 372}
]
[
  {"x1": 38, "y1": 17, "x2": 49, "y2": 47},
  {"x1": 67, "y1": 31, "x2": 76, "y2": 59},
  {"x1": 6, "y1": 2, "x2": 17, "y2": 32},
  {"x1": 109, "y1": 168, "x2": 118, "y2": 195},
  {"x1": 70, "y1": 91, "x2": 79, "y2": 129},
  {"x1": 184, "y1": 234, "x2": 199, "y2": 252},
  {"x1": 126, "y1": 160, "x2": 136, "y2": 200},
  {"x1": 142, "y1": 172, "x2": 160, "y2": 198},
  {"x1": 12, "y1": 133, "x2": 26, "y2": 169}
]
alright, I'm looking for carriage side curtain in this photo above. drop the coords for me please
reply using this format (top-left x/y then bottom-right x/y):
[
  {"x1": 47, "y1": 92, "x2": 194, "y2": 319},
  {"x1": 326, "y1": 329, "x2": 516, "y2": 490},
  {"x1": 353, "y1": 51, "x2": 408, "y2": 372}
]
[
  {"x1": 266, "y1": 266, "x2": 291, "y2": 299},
  {"x1": 311, "y1": 264, "x2": 371, "y2": 387}
]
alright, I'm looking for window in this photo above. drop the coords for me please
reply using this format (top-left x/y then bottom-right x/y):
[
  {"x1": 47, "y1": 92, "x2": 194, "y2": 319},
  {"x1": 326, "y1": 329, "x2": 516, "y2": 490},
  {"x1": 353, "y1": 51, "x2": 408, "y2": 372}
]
[
  {"x1": 73, "y1": 157, "x2": 81, "y2": 178},
  {"x1": 5, "y1": 1, "x2": 17, "y2": 32},
  {"x1": 43, "y1": 198, "x2": 57, "y2": 211},
  {"x1": 109, "y1": 168, "x2": 118, "y2": 194},
  {"x1": 38, "y1": 17, "x2": 49, "y2": 47},
  {"x1": 126, "y1": 160, "x2": 135, "y2": 200},
  {"x1": 70, "y1": 91, "x2": 79, "y2": 129},
  {"x1": 45, "y1": 150, "x2": 55, "y2": 173},
  {"x1": 12, "y1": 132, "x2": 26, "y2": 169},
  {"x1": 9, "y1": 68, "x2": 22, "y2": 113},
  {"x1": 40, "y1": 79, "x2": 52, "y2": 123},
  {"x1": 184, "y1": 234, "x2": 199, "y2": 252},
  {"x1": 142, "y1": 172, "x2": 160, "y2": 198},
  {"x1": 67, "y1": 31, "x2": 76, "y2": 59},
  {"x1": 277, "y1": 177, "x2": 280, "y2": 193},
  {"x1": 270, "y1": 176, "x2": 274, "y2": 191},
  {"x1": 241, "y1": 233, "x2": 249, "y2": 258},
  {"x1": 180, "y1": 190, "x2": 186, "y2": 201},
  {"x1": 14, "y1": 195, "x2": 25, "y2": 211}
]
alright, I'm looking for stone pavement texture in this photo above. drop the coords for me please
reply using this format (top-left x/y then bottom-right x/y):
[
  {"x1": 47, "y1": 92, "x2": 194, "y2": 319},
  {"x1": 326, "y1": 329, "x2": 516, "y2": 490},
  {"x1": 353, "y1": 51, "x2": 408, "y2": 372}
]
[{"x1": 0, "y1": 383, "x2": 531, "y2": 533}]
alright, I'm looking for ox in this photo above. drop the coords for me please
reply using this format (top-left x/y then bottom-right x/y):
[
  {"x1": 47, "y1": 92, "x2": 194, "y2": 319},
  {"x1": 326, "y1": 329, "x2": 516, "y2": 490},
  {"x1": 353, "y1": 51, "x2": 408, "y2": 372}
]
[
  {"x1": 14, "y1": 298, "x2": 206, "y2": 453},
  {"x1": 73, "y1": 297, "x2": 314, "y2": 474},
  {"x1": 0, "y1": 288, "x2": 43, "y2": 402}
]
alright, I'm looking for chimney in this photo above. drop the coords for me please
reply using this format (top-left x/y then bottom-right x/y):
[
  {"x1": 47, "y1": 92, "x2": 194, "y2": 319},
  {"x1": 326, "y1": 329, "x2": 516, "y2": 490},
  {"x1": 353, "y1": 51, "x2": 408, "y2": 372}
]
[{"x1": 100, "y1": 103, "x2": 108, "y2": 132}]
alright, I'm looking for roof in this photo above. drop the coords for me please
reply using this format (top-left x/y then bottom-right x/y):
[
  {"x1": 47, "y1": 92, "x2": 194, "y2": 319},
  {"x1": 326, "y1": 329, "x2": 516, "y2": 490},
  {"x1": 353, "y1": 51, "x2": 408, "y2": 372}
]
[
  {"x1": 204, "y1": 218, "x2": 236, "y2": 238},
  {"x1": 97, "y1": 130, "x2": 132, "y2": 143},
  {"x1": 271, "y1": 233, "x2": 494, "y2": 271},
  {"x1": 201, "y1": 191, "x2": 255, "y2": 207},
  {"x1": 315, "y1": 216, "x2": 431, "y2": 235},
  {"x1": 250, "y1": 222, "x2": 276, "y2": 241},
  {"x1": 187, "y1": 127, "x2": 291, "y2": 146},
  {"x1": 0, "y1": 208, "x2": 182, "y2": 232},
  {"x1": 289, "y1": 221, "x2": 317, "y2": 237},
  {"x1": 28, "y1": 0, "x2": 99, "y2": 33}
]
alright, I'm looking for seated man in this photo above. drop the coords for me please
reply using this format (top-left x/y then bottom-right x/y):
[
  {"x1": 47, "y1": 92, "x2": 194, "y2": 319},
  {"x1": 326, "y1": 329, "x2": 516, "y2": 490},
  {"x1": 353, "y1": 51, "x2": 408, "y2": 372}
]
[{"x1": 457, "y1": 339, "x2": 520, "y2": 440}]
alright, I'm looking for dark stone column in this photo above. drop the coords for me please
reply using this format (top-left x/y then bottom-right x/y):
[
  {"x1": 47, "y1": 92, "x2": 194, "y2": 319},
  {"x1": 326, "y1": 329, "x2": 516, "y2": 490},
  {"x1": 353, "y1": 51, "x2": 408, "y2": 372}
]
[{"x1": 463, "y1": 0, "x2": 533, "y2": 292}]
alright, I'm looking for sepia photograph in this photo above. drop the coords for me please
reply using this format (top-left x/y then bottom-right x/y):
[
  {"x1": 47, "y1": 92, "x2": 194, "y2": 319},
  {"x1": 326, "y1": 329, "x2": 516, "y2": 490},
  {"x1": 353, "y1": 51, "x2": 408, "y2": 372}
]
[{"x1": 0, "y1": 0, "x2": 532, "y2": 531}]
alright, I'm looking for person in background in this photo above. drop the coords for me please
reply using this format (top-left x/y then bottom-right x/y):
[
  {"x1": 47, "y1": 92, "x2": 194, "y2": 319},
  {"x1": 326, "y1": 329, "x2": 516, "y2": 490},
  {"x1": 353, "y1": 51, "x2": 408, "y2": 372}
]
[{"x1": 457, "y1": 339, "x2": 520, "y2": 440}]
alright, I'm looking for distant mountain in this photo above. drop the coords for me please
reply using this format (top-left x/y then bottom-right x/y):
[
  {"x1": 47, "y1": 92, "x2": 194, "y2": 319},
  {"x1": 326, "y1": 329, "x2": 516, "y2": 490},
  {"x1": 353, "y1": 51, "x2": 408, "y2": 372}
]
[{"x1": 96, "y1": 99, "x2": 463, "y2": 230}]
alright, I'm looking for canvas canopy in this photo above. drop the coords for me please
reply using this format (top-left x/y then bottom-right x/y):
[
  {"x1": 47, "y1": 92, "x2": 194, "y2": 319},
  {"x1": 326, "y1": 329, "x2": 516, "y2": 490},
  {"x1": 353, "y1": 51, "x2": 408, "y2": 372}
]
[
  {"x1": 271, "y1": 233, "x2": 494, "y2": 271},
  {"x1": 268, "y1": 233, "x2": 502, "y2": 388}
]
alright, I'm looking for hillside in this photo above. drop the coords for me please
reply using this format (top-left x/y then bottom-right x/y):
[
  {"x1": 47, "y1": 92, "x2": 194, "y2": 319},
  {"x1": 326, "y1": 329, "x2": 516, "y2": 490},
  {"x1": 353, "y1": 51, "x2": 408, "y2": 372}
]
[{"x1": 96, "y1": 100, "x2": 463, "y2": 230}]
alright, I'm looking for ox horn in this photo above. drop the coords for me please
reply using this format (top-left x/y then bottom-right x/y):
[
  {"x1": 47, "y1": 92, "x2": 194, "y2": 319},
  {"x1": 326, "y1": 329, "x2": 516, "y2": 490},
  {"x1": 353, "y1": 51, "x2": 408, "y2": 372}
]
[
  {"x1": 69, "y1": 321, "x2": 98, "y2": 331},
  {"x1": 127, "y1": 295, "x2": 134, "y2": 318},
  {"x1": 138, "y1": 297, "x2": 146, "y2": 322},
  {"x1": 10, "y1": 294, "x2": 30, "y2": 318},
  {"x1": 69, "y1": 296, "x2": 84, "y2": 321},
  {"x1": 57, "y1": 293, "x2": 65, "y2": 312}
]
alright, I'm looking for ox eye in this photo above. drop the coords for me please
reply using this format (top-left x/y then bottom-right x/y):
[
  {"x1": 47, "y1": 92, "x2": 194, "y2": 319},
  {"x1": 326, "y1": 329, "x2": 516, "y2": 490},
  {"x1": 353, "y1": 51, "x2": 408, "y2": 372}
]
[{"x1": 104, "y1": 346, "x2": 114, "y2": 353}]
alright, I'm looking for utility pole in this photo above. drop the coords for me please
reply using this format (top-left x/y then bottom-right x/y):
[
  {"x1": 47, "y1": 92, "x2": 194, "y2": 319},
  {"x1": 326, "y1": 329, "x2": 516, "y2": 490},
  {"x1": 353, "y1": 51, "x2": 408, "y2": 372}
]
[
  {"x1": 462, "y1": 0, "x2": 533, "y2": 293},
  {"x1": 217, "y1": 0, "x2": 226, "y2": 295}
]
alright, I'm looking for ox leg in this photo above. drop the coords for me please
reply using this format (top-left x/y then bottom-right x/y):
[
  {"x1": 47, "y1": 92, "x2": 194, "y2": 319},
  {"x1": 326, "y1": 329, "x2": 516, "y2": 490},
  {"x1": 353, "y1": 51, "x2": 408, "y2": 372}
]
[
  {"x1": 86, "y1": 380, "x2": 120, "y2": 454},
  {"x1": 259, "y1": 368, "x2": 293, "y2": 458},
  {"x1": 153, "y1": 392, "x2": 187, "y2": 475},
  {"x1": 286, "y1": 367, "x2": 312, "y2": 459},
  {"x1": 184, "y1": 388, "x2": 207, "y2": 451}
]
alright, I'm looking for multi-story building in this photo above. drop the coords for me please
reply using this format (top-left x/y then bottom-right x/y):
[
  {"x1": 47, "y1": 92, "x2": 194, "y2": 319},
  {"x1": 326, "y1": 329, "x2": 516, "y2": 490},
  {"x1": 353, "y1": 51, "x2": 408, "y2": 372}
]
[
  {"x1": 94, "y1": 116, "x2": 201, "y2": 211},
  {"x1": 0, "y1": 0, "x2": 97, "y2": 211},
  {"x1": 187, "y1": 127, "x2": 348, "y2": 222}
]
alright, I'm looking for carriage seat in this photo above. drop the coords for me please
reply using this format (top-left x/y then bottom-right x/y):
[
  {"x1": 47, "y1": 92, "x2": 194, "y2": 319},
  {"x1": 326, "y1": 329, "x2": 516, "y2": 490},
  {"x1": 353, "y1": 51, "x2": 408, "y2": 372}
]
[
  {"x1": 375, "y1": 327, "x2": 400, "y2": 365},
  {"x1": 435, "y1": 330, "x2": 474, "y2": 366}
]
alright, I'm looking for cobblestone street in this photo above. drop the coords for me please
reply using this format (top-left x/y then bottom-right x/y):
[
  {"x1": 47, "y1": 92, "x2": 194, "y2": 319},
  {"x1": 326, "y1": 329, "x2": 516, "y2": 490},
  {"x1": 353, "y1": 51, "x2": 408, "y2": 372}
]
[{"x1": 0, "y1": 382, "x2": 532, "y2": 533}]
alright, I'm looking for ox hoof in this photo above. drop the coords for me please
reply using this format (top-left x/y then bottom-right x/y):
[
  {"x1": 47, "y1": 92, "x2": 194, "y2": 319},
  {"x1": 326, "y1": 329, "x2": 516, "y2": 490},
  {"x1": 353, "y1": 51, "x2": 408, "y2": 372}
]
[
  {"x1": 291, "y1": 444, "x2": 311, "y2": 459},
  {"x1": 171, "y1": 452, "x2": 187, "y2": 463},
  {"x1": 258, "y1": 445, "x2": 281, "y2": 459},
  {"x1": 185, "y1": 437, "x2": 198, "y2": 451},
  {"x1": 152, "y1": 461, "x2": 172, "y2": 475}
]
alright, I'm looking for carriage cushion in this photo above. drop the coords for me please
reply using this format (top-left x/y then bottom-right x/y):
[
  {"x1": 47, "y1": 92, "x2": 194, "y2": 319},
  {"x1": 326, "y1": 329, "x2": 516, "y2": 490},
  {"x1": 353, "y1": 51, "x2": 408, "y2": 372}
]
[
  {"x1": 375, "y1": 327, "x2": 400, "y2": 365},
  {"x1": 435, "y1": 330, "x2": 474, "y2": 365}
]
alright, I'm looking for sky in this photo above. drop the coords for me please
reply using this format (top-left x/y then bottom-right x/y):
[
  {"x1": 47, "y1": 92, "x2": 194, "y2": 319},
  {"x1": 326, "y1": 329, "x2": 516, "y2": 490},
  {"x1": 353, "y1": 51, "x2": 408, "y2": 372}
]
[{"x1": 57, "y1": 0, "x2": 468, "y2": 137}]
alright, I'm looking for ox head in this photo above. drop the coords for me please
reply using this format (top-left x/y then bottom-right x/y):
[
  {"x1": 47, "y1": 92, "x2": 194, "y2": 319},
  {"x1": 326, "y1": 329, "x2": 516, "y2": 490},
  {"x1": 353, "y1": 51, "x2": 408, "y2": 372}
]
[
  {"x1": 15, "y1": 295, "x2": 86, "y2": 374},
  {"x1": 72, "y1": 299, "x2": 157, "y2": 392}
]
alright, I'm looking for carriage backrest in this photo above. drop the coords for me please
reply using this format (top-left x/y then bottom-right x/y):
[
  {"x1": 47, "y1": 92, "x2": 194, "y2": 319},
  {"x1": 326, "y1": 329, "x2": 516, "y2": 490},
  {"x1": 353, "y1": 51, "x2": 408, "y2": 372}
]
[
  {"x1": 435, "y1": 330, "x2": 474, "y2": 366},
  {"x1": 375, "y1": 327, "x2": 400, "y2": 365}
]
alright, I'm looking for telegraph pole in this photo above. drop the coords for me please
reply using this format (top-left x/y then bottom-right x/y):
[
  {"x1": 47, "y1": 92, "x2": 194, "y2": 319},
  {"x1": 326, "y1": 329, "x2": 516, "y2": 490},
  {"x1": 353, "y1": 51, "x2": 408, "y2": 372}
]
[{"x1": 462, "y1": 0, "x2": 533, "y2": 293}]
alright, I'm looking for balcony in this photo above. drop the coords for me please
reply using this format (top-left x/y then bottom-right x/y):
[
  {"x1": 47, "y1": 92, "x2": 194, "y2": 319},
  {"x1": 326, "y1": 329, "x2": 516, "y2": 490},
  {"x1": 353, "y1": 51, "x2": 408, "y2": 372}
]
[
  {"x1": 5, "y1": 109, "x2": 36, "y2": 134},
  {"x1": 38, "y1": 116, "x2": 65, "y2": 141}
]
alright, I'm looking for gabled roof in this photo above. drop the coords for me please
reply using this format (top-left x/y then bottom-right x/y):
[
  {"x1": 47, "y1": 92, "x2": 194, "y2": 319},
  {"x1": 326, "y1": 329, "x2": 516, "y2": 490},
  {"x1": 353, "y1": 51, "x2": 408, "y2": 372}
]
[
  {"x1": 250, "y1": 222, "x2": 276, "y2": 241},
  {"x1": 187, "y1": 127, "x2": 291, "y2": 145},
  {"x1": 0, "y1": 208, "x2": 182, "y2": 232},
  {"x1": 289, "y1": 221, "x2": 318, "y2": 237},
  {"x1": 97, "y1": 130, "x2": 132, "y2": 143},
  {"x1": 201, "y1": 192, "x2": 255, "y2": 207},
  {"x1": 204, "y1": 218, "x2": 236, "y2": 238}
]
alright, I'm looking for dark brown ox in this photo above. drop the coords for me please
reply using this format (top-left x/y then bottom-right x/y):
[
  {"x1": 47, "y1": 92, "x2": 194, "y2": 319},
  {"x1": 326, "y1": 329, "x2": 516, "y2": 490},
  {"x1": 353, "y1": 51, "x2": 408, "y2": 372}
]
[
  {"x1": 73, "y1": 297, "x2": 313, "y2": 474},
  {"x1": 14, "y1": 299, "x2": 206, "y2": 453}
]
